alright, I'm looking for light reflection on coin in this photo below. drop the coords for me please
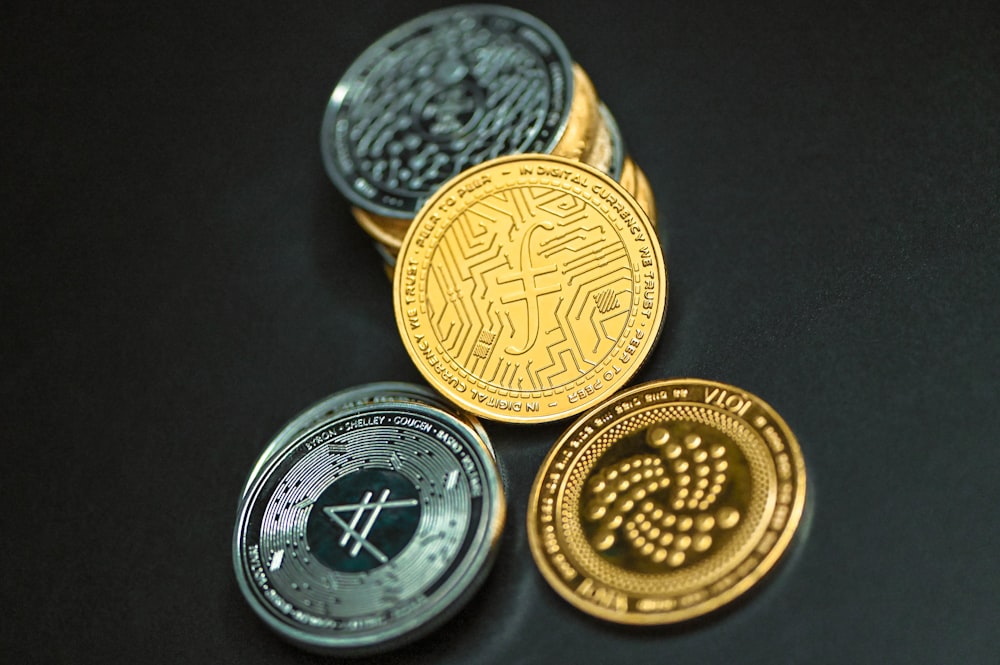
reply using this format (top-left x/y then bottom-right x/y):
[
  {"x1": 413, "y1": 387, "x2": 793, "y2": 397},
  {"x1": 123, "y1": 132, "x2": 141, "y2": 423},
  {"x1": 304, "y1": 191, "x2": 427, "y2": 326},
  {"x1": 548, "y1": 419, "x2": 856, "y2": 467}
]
[
  {"x1": 234, "y1": 387, "x2": 505, "y2": 655},
  {"x1": 527, "y1": 378, "x2": 806, "y2": 624},
  {"x1": 239, "y1": 383, "x2": 497, "y2": 505},
  {"x1": 393, "y1": 154, "x2": 667, "y2": 423},
  {"x1": 321, "y1": 5, "x2": 574, "y2": 219}
]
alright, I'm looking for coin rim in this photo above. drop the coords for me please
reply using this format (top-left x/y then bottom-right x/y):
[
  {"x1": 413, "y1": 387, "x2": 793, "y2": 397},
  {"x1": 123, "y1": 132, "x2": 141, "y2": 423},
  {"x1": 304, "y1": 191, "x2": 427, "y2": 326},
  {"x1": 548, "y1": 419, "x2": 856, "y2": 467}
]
[
  {"x1": 392, "y1": 153, "x2": 668, "y2": 423},
  {"x1": 526, "y1": 378, "x2": 807, "y2": 624}
]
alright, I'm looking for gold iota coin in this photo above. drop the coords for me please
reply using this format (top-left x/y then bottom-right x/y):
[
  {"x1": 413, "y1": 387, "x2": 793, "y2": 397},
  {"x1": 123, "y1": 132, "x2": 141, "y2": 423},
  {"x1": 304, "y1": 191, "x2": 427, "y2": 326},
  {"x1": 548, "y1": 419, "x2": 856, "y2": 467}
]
[
  {"x1": 393, "y1": 154, "x2": 667, "y2": 423},
  {"x1": 527, "y1": 379, "x2": 807, "y2": 623}
]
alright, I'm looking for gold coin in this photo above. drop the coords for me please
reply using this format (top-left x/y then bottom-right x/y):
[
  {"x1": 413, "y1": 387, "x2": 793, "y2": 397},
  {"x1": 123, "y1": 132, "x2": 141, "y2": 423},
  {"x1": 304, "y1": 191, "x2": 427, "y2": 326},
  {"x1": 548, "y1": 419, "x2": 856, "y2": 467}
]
[
  {"x1": 352, "y1": 206, "x2": 410, "y2": 252},
  {"x1": 551, "y1": 64, "x2": 600, "y2": 163},
  {"x1": 615, "y1": 157, "x2": 655, "y2": 226},
  {"x1": 393, "y1": 154, "x2": 667, "y2": 423},
  {"x1": 581, "y1": 104, "x2": 613, "y2": 176},
  {"x1": 630, "y1": 160, "x2": 657, "y2": 226},
  {"x1": 527, "y1": 378, "x2": 807, "y2": 623},
  {"x1": 619, "y1": 156, "x2": 637, "y2": 198}
]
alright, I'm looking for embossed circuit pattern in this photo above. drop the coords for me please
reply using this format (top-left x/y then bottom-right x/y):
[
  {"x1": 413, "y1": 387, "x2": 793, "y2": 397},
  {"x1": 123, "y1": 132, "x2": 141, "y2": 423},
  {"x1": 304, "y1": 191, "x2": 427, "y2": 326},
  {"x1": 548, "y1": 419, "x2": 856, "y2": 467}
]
[{"x1": 394, "y1": 154, "x2": 666, "y2": 422}]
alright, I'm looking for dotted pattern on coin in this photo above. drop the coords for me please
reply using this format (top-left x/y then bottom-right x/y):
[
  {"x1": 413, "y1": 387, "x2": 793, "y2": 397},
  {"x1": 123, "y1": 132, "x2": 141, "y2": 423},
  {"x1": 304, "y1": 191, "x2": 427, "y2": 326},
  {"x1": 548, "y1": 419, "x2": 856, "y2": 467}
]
[
  {"x1": 235, "y1": 402, "x2": 505, "y2": 654},
  {"x1": 321, "y1": 5, "x2": 573, "y2": 218},
  {"x1": 393, "y1": 154, "x2": 667, "y2": 423},
  {"x1": 527, "y1": 379, "x2": 806, "y2": 624}
]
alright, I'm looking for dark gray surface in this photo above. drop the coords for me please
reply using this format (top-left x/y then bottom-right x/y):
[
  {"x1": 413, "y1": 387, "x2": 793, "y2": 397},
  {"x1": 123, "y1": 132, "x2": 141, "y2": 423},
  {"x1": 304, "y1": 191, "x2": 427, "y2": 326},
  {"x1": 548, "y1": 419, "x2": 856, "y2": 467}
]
[{"x1": 2, "y1": 2, "x2": 998, "y2": 663}]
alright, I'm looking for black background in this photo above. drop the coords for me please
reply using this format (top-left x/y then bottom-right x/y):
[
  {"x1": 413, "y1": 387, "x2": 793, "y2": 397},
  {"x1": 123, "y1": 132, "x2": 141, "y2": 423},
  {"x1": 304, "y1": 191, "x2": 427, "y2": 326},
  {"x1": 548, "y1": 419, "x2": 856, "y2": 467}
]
[{"x1": 3, "y1": 1, "x2": 998, "y2": 663}]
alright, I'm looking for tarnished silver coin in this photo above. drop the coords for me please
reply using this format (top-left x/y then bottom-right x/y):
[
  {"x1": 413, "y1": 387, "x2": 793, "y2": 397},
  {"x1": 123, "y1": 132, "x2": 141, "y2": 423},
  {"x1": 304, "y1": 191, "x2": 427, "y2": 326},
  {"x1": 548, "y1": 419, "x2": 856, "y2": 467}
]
[
  {"x1": 234, "y1": 390, "x2": 505, "y2": 655},
  {"x1": 320, "y1": 4, "x2": 574, "y2": 218}
]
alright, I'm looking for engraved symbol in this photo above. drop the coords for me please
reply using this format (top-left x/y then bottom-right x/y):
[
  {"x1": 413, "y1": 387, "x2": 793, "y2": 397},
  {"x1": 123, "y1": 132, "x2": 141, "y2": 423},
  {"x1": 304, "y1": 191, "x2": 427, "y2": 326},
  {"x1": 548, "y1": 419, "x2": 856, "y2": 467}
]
[
  {"x1": 322, "y1": 489, "x2": 419, "y2": 563},
  {"x1": 496, "y1": 221, "x2": 560, "y2": 354},
  {"x1": 423, "y1": 82, "x2": 477, "y2": 135},
  {"x1": 592, "y1": 288, "x2": 620, "y2": 314},
  {"x1": 585, "y1": 427, "x2": 739, "y2": 567},
  {"x1": 473, "y1": 330, "x2": 497, "y2": 359}
]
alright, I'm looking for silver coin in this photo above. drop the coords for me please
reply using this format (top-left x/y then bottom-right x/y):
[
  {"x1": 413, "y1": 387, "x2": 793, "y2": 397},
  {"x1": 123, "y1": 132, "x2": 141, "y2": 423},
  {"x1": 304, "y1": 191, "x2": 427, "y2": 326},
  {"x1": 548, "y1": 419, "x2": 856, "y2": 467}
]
[
  {"x1": 234, "y1": 394, "x2": 505, "y2": 655},
  {"x1": 321, "y1": 5, "x2": 574, "y2": 218},
  {"x1": 599, "y1": 103, "x2": 625, "y2": 182},
  {"x1": 239, "y1": 383, "x2": 497, "y2": 506}
]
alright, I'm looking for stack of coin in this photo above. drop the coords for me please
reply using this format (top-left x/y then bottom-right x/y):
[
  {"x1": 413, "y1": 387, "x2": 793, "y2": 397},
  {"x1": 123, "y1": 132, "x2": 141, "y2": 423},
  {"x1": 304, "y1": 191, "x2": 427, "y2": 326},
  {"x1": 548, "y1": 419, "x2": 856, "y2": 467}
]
[
  {"x1": 234, "y1": 383, "x2": 505, "y2": 655},
  {"x1": 320, "y1": 5, "x2": 658, "y2": 277}
]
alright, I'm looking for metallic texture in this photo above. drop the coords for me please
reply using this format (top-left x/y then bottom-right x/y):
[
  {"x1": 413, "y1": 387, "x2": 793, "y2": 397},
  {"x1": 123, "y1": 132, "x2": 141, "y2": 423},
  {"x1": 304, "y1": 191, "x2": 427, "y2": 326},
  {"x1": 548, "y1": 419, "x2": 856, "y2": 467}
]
[
  {"x1": 352, "y1": 206, "x2": 410, "y2": 254},
  {"x1": 321, "y1": 5, "x2": 574, "y2": 219},
  {"x1": 393, "y1": 154, "x2": 667, "y2": 423},
  {"x1": 599, "y1": 103, "x2": 625, "y2": 182},
  {"x1": 240, "y1": 382, "x2": 496, "y2": 504},
  {"x1": 549, "y1": 64, "x2": 599, "y2": 163},
  {"x1": 527, "y1": 378, "x2": 807, "y2": 624},
  {"x1": 579, "y1": 103, "x2": 625, "y2": 183},
  {"x1": 234, "y1": 385, "x2": 505, "y2": 654}
]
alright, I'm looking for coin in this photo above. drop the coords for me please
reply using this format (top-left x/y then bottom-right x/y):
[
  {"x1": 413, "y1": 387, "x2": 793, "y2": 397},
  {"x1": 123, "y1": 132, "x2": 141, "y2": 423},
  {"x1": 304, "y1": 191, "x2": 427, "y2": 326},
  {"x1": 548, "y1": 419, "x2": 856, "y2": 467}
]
[
  {"x1": 234, "y1": 387, "x2": 505, "y2": 654},
  {"x1": 619, "y1": 155, "x2": 637, "y2": 197},
  {"x1": 582, "y1": 103, "x2": 625, "y2": 182},
  {"x1": 631, "y1": 159, "x2": 657, "y2": 228},
  {"x1": 600, "y1": 103, "x2": 626, "y2": 182},
  {"x1": 393, "y1": 154, "x2": 667, "y2": 423},
  {"x1": 550, "y1": 64, "x2": 600, "y2": 164},
  {"x1": 527, "y1": 378, "x2": 807, "y2": 624},
  {"x1": 352, "y1": 206, "x2": 410, "y2": 253},
  {"x1": 321, "y1": 5, "x2": 574, "y2": 219}
]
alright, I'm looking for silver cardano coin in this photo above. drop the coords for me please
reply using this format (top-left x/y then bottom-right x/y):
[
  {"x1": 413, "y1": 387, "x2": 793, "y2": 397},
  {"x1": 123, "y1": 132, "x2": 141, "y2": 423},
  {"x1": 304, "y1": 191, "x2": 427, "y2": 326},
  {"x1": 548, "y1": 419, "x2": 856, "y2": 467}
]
[
  {"x1": 239, "y1": 383, "x2": 497, "y2": 505},
  {"x1": 321, "y1": 4, "x2": 574, "y2": 219},
  {"x1": 234, "y1": 390, "x2": 505, "y2": 655}
]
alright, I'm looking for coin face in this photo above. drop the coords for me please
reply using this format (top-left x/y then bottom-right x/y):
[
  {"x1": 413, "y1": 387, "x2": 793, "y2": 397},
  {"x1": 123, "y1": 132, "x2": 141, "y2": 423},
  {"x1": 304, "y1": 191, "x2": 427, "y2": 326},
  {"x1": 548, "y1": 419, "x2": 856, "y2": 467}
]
[
  {"x1": 527, "y1": 379, "x2": 807, "y2": 624},
  {"x1": 234, "y1": 393, "x2": 505, "y2": 654},
  {"x1": 393, "y1": 154, "x2": 667, "y2": 423},
  {"x1": 321, "y1": 5, "x2": 573, "y2": 218}
]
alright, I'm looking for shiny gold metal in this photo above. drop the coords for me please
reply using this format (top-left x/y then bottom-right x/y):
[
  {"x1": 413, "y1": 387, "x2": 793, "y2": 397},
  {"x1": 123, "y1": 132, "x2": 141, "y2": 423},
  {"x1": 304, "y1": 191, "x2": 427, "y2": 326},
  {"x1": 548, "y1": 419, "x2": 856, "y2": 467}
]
[
  {"x1": 581, "y1": 105, "x2": 612, "y2": 176},
  {"x1": 393, "y1": 154, "x2": 667, "y2": 423},
  {"x1": 527, "y1": 378, "x2": 807, "y2": 624},
  {"x1": 352, "y1": 206, "x2": 410, "y2": 253},
  {"x1": 551, "y1": 64, "x2": 600, "y2": 164},
  {"x1": 619, "y1": 156, "x2": 637, "y2": 199},
  {"x1": 630, "y1": 160, "x2": 657, "y2": 227}
]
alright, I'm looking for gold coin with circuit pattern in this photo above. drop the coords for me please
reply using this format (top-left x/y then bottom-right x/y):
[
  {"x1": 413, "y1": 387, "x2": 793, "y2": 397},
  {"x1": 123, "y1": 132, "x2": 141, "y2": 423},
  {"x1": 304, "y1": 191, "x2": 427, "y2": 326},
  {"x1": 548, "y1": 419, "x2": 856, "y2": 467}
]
[
  {"x1": 393, "y1": 154, "x2": 666, "y2": 423},
  {"x1": 527, "y1": 378, "x2": 807, "y2": 623}
]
